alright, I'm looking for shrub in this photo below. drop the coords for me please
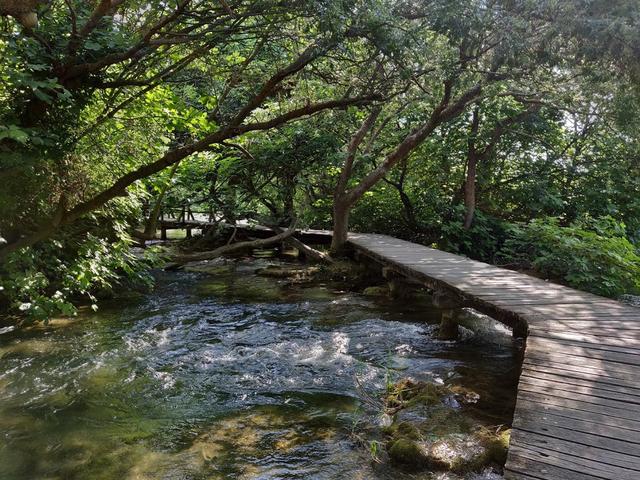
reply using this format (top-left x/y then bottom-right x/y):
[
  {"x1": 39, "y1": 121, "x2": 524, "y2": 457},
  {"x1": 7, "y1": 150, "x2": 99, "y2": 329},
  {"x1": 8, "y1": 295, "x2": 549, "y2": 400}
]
[
  {"x1": 439, "y1": 208, "x2": 511, "y2": 263},
  {"x1": 0, "y1": 199, "x2": 162, "y2": 322},
  {"x1": 498, "y1": 216, "x2": 640, "y2": 297}
]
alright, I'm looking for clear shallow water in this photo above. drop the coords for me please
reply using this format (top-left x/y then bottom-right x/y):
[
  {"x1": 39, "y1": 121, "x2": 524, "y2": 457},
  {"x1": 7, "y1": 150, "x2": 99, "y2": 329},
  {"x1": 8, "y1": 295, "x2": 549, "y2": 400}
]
[{"x1": 0, "y1": 259, "x2": 520, "y2": 479}]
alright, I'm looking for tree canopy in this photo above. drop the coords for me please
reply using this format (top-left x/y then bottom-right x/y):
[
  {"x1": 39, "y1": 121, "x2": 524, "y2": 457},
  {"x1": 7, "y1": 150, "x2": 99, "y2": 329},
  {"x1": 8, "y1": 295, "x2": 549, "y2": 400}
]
[{"x1": 1, "y1": 0, "x2": 639, "y2": 319}]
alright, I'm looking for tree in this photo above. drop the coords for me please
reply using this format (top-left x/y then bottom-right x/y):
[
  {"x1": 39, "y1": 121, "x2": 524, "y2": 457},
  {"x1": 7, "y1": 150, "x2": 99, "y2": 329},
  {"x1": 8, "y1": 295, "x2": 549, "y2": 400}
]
[
  {"x1": 0, "y1": 0, "x2": 381, "y2": 259},
  {"x1": 328, "y1": 1, "x2": 558, "y2": 253}
]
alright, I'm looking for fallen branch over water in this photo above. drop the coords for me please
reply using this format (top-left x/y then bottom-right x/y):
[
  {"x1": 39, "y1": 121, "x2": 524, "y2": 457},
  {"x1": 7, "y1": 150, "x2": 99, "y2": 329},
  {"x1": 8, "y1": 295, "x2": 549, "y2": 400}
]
[
  {"x1": 168, "y1": 223, "x2": 296, "y2": 267},
  {"x1": 284, "y1": 235, "x2": 334, "y2": 264}
]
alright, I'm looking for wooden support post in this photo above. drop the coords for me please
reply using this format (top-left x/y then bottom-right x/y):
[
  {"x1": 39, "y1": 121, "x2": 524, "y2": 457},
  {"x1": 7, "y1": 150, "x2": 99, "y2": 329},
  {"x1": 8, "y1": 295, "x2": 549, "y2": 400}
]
[
  {"x1": 433, "y1": 291, "x2": 462, "y2": 340},
  {"x1": 186, "y1": 228, "x2": 192, "y2": 239},
  {"x1": 161, "y1": 227, "x2": 167, "y2": 240},
  {"x1": 512, "y1": 317, "x2": 529, "y2": 339}
]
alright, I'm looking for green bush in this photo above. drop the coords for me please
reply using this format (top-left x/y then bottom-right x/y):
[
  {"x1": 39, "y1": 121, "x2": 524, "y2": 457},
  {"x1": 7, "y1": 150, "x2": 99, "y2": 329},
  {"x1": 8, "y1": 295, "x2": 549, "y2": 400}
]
[
  {"x1": 439, "y1": 208, "x2": 511, "y2": 263},
  {"x1": 498, "y1": 216, "x2": 640, "y2": 297},
  {"x1": 0, "y1": 199, "x2": 162, "y2": 322}
]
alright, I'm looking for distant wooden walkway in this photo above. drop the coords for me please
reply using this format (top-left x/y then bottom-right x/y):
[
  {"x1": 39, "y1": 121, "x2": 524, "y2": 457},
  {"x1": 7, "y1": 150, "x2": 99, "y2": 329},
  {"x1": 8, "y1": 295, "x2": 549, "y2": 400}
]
[{"x1": 346, "y1": 233, "x2": 640, "y2": 480}]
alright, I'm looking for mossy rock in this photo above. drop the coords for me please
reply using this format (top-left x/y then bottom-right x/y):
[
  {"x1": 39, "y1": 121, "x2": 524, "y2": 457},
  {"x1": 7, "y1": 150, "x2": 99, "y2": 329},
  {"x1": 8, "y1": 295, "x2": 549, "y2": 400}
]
[
  {"x1": 385, "y1": 378, "x2": 445, "y2": 409},
  {"x1": 316, "y1": 260, "x2": 372, "y2": 288},
  {"x1": 383, "y1": 420, "x2": 421, "y2": 441},
  {"x1": 388, "y1": 438, "x2": 428, "y2": 467},
  {"x1": 184, "y1": 263, "x2": 233, "y2": 275},
  {"x1": 474, "y1": 427, "x2": 510, "y2": 465},
  {"x1": 362, "y1": 286, "x2": 389, "y2": 297},
  {"x1": 381, "y1": 376, "x2": 510, "y2": 474}
]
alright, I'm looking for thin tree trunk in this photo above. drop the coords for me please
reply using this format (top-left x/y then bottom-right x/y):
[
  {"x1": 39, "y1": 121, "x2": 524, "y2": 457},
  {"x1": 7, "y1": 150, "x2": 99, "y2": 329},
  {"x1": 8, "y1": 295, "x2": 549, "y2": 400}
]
[
  {"x1": 143, "y1": 160, "x2": 181, "y2": 239},
  {"x1": 463, "y1": 153, "x2": 477, "y2": 229}
]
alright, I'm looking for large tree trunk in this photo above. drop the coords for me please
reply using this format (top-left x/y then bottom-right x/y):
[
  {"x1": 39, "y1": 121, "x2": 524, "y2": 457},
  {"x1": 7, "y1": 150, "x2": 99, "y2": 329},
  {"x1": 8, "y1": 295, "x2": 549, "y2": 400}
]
[
  {"x1": 463, "y1": 153, "x2": 477, "y2": 229},
  {"x1": 330, "y1": 200, "x2": 350, "y2": 255}
]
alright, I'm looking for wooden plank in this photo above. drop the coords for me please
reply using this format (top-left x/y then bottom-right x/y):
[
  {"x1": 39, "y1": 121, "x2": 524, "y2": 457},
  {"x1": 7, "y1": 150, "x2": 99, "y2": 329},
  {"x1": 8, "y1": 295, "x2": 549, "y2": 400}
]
[
  {"x1": 509, "y1": 303, "x2": 639, "y2": 316},
  {"x1": 506, "y1": 448, "x2": 613, "y2": 480},
  {"x1": 528, "y1": 323, "x2": 640, "y2": 340},
  {"x1": 508, "y1": 436, "x2": 640, "y2": 479},
  {"x1": 513, "y1": 409, "x2": 640, "y2": 452},
  {"x1": 515, "y1": 392, "x2": 640, "y2": 430},
  {"x1": 529, "y1": 330, "x2": 640, "y2": 349},
  {"x1": 521, "y1": 366, "x2": 640, "y2": 398},
  {"x1": 523, "y1": 358, "x2": 640, "y2": 389},
  {"x1": 525, "y1": 336, "x2": 640, "y2": 366},
  {"x1": 516, "y1": 383, "x2": 639, "y2": 415},
  {"x1": 519, "y1": 373, "x2": 640, "y2": 403},
  {"x1": 511, "y1": 429, "x2": 640, "y2": 469},
  {"x1": 523, "y1": 352, "x2": 640, "y2": 379},
  {"x1": 528, "y1": 332, "x2": 640, "y2": 354}
]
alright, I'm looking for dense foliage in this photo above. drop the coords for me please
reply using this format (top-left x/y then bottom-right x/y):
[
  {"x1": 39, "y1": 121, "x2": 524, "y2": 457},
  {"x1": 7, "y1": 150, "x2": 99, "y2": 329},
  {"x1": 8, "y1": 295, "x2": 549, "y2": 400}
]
[
  {"x1": 499, "y1": 217, "x2": 640, "y2": 297},
  {"x1": 1, "y1": 0, "x2": 639, "y2": 319}
]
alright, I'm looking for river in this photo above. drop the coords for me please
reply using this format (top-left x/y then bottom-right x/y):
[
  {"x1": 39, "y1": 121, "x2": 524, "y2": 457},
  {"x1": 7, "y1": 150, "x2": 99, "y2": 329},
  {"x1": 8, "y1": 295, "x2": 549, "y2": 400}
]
[{"x1": 0, "y1": 258, "x2": 520, "y2": 479}]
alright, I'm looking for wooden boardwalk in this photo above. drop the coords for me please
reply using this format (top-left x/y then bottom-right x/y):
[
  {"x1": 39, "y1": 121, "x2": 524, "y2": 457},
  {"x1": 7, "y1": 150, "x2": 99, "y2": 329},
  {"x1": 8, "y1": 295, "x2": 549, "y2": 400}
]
[{"x1": 346, "y1": 233, "x2": 640, "y2": 480}]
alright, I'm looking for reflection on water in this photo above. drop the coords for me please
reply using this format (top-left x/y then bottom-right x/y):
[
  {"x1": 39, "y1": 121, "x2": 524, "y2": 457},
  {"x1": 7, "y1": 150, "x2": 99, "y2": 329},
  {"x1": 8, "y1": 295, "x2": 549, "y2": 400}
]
[{"x1": 0, "y1": 259, "x2": 519, "y2": 479}]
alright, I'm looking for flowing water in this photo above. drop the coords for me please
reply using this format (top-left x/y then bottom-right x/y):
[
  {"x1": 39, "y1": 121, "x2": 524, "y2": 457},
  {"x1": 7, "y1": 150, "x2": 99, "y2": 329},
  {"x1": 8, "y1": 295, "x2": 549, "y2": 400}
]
[{"x1": 0, "y1": 259, "x2": 520, "y2": 480}]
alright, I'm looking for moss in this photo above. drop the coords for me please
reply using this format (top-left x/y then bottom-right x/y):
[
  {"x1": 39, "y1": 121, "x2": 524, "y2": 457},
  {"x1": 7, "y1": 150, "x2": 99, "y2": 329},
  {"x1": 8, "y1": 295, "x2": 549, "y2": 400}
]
[
  {"x1": 388, "y1": 438, "x2": 426, "y2": 467},
  {"x1": 184, "y1": 264, "x2": 233, "y2": 275},
  {"x1": 475, "y1": 427, "x2": 510, "y2": 465},
  {"x1": 317, "y1": 260, "x2": 372, "y2": 288},
  {"x1": 426, "y1": 406, "x2": 474, "y2": 436},
  {"x1": 381, "y1": 376, "x2": 510, "y2": 475},
  {"x1": 385, "y1": 379, "x2": 445, "y2": 410},
  {"x1": 362, "y1": 286, "x2": 389, "y2": 297},
  {"x1": 383, "y1": 420, "x2": 421, "y2": 441},
  {"x1": 255, "y1": 265, "x2": 318, "y2": 281}
]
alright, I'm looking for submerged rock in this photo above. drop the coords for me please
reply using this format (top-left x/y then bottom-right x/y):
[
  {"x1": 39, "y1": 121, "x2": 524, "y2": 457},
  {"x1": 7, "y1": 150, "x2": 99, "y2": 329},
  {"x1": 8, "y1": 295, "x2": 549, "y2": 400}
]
[
  {"x1": 184, "y1": 258, "x2": 233, "y2": 275},
  {"x1": 363, "y1": 286, "x2": 390, "y2": 297},
  {"x1": 388, "y1": 438, "x2": 429, "y2": 467}
]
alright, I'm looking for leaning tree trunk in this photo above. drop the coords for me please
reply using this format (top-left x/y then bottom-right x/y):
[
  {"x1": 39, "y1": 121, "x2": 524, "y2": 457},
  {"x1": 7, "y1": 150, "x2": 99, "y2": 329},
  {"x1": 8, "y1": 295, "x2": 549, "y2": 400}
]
[
  {"x1": 142, "y1": 161, "x2": 181, "y2": 239},
  {"x1": 169, "y1": 223, "x2": 296, "y2": 266}
]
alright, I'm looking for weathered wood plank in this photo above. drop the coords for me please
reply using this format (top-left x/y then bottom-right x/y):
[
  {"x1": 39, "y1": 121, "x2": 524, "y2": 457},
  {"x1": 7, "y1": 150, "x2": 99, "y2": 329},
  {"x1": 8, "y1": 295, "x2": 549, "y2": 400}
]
[
  {"x1": 513, "y1": 410, "x2": 640, "y2": 452},
  {"x1": 515, "y1": 392, "x2": 640, "y2": 430},
  {"x1": 529, "y1": 330, "x2": 640, "y2": 349},
  {"x1": 516, "y1": 387, "x2": 639, "y2": 416},
  {"x1": 523, "y1": 358, "x2": 640, "y2": 389},
  {"x1": 506, "y1": 448, "x2": 613, "y2": 480},
  {"x1": 511, "y1": 429, "x2": 640, "y2": 469},
  {"x1": 508, "y1": 437, "x2": 640, "y2": 479},
  {"x1": 518, "y1": 374, "x2": 640, "y2": 404},
  {"x1": 520, "y1": 366, "x2": 640, "y2": 398},
  {"x1": 523, "y1": 353, "x2": 640, "y2": 380},
  {"x1": 524, "y1": 336, "x2": 640, "y2": 366}
]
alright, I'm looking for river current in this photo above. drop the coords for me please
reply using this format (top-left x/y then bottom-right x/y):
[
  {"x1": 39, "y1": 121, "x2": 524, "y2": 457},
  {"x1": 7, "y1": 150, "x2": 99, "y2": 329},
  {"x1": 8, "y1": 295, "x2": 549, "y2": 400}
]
[{"x1": 0, "y1": 258, "x2": 519, "y2": 479}]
